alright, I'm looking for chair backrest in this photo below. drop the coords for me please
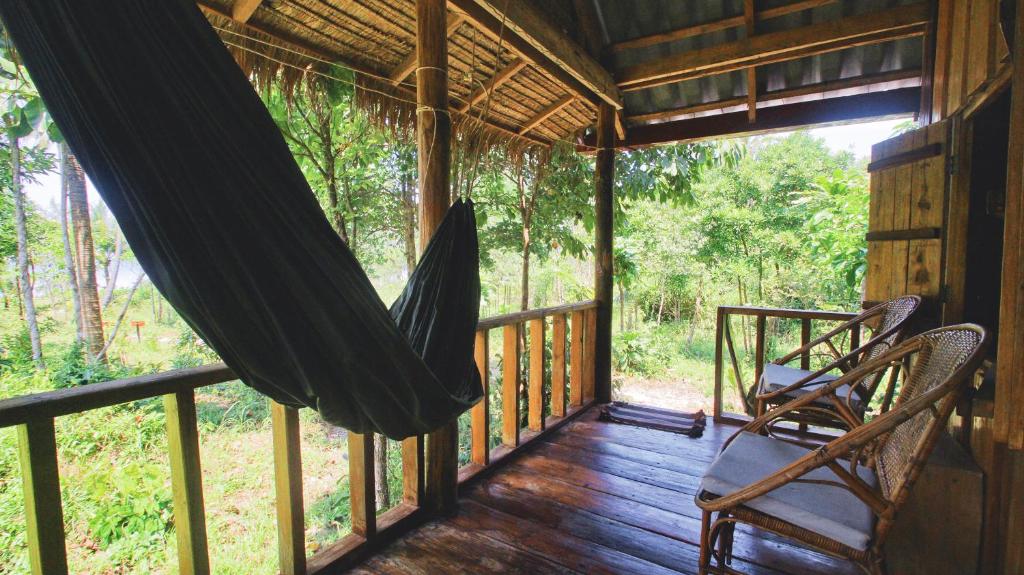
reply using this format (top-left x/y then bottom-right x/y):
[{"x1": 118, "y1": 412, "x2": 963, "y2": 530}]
[
  {"x1": 871, "y1": 325, "x2": 987, "y2": 507},
  {"x1": 851, "y1": 295, "x2": 922, "y2": 398}
]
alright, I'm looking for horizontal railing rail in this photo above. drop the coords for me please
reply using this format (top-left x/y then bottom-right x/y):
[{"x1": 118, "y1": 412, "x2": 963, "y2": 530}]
[
  {"x1": 0, "y1": 300, "x2": 600, "y2": 575},
  {"x1": 713, "y1": 305, "x2": 860, "y2": 425}
]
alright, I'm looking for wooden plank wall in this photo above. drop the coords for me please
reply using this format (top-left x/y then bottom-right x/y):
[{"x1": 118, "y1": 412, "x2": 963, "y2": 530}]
[{"x1": 933, "y1": 0, "x2": 1009, "y2": 121}]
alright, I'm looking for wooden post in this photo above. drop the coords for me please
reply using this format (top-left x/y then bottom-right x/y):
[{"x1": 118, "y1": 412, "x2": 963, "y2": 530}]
[
  {"x1": 528, "y1": 318, "x2": 546, "y2": 431},
  {"x1": 754, "y1": 315, "x2": 766, "y2": 387},
  {"x1": 164, "y1": 390, "x2": 210, "y2": 575},
  {"x1": 348, "y1": 432, "x2": 376, "y2": 538},
  {"x1": 713, "y1": 308, "x2": 724, "y2": 421},
  {"x1": 551, "y1": 314, "x2": 567, "y2": 417},
  {"x1": 17, "y1": 418, "x2": 68, "y2": 575},
  {"x1": 502, "y1": 323, "x2": 521, "y2": 446},
  {"x1": 470, "y1": 330, "x2": 490, "y2": 465},
  {"x1": 415, "y1": 0, "x2": 457, "y2": 515},
  {"x1": 584, "y1": 308, "x2": 597, "y2": 400},
  {"x1": 593, "y1": 103, "x2": 615, "y2": 404},
  {"x1": 271, "y1": 402, "x2": 305, "y2": 575},
  {"x1": 800, "y1": 318, "x2": 812, "y2": 371}
]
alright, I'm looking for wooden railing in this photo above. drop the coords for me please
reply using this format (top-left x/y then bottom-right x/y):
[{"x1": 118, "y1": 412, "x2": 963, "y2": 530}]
[
  {"x1": 0, "y1": 300, "x2": 599, "y2": 575},
  {"x1": 713, "y1": 305, "x2": 859, "y2": 425}
]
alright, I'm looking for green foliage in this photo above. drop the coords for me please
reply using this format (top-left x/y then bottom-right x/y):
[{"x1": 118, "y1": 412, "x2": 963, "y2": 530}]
[{"x1": 82, "y1": 461, "x2": 174, "y2": 554}]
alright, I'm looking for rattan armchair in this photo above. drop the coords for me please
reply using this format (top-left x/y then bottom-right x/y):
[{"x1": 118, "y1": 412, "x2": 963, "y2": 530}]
[
  {"x1": 696, "y1": 324, "x2": 988, "y2": 575},
  {"x1": 755, "y1": 295, "x2": 922, "y2": 429}
]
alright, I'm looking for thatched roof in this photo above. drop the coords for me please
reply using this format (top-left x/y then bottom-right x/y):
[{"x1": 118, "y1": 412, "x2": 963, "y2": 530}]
[{"x1": 197, "y1": 0, "x2": 930, "y2": 150}]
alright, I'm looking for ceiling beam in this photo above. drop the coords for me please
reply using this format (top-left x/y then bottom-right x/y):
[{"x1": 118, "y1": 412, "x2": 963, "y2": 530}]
[
  {"x1": 450, "y1": 0, "x2": 622, "y2": 109},
  {"x1": 519, "y1": 95, "x2": 575, "y2": 135},
  {"x1": 231, "y1": 0, "x2": 263, "y2": 23},
  {"x1": 743, "y1": 0, "x2": 757, "y2": 123},
  {"x1": 457, "y1": 58, "x2": 527, "y2": 112},
  {"x1": 617, "y1": 2, "x2": 930, "y2": 92},
  {"x1": 389, "y1": 12, "x2": 466, "y2": 87},
  {"x1": 610, "y1": 0, "x2": 837, "y2": 53},
  {"x1": 626, "y1": 68, "x2": 922, "y2": 124},
  {"x1": 606, "y1": 87, "x2": 920, "y2": 149}
]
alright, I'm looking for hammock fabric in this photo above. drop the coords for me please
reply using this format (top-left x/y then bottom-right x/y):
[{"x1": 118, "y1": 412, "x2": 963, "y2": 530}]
[{"x1": 0, "y1": 0, "x2": 482, "y2": 440}]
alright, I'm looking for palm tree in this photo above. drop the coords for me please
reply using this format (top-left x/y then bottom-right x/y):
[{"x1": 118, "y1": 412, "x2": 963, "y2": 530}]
[{"x1": 65, "y1": 145, "x2": 106, "y2": 362}]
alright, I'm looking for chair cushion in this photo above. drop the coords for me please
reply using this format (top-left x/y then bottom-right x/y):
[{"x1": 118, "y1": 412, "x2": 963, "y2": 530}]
[
  {"x1": 759, "y1": 363, "x2": 864, "y2": 413},
  {"x1": 700, "y1": 431, "x2": 877, "y2": 551}
]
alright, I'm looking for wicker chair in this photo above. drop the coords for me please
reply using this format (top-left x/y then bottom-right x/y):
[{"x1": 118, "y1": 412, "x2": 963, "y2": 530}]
[
  {"x1": 754, "y1": 295, "x2": 922, "y2": 429},
  {"x1": 697, "y1": 324, "x2": 988, "y2": 575}
]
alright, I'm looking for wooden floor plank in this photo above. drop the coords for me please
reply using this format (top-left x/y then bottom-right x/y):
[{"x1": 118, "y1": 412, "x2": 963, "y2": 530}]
[
  {"x1": 453, "y1": 499, "x2": 684, "y2": 575},
  {"x1": 349, "y1": 410, "x2": 860, "y2": 575}
]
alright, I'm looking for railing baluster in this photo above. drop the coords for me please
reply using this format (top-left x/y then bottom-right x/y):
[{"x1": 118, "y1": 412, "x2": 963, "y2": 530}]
[
  {"x1": 713, "y1": 308, "x2": 725, "y2": 420},
  {"x1": 551, "y1": 314, "x2": 567, "y2": 417},
  {"x1": 271, "y1": 402, "x2": 305, "y2": 575},
  {"x1": 164, "y1": 390, "x2": 210, "y2": 575},
  {"x1": 528, "y1": 317, "x2": 546, "y2": 431},
  {"x1": 801, "y1": 318, "x2": 812, "y2": 371},
  {"x1": 17, "y1": 418, "x2": 68, "y2": 575},
  {"x1": 348, "y1": 432, "x2": 376, "y2": 538},
  {"x1": 850, "y1": 321, "x2": 861, "y2": 366},
  {"x1": 584, "y1": 308, "x2": 597, "y2": 401},
  {"x1": 754, "y1": 315, "x2": 767, "y2": 390},
  {"x1": 471, "y1": 330, "x2": 490, "y2": 465},
  {"x1": 502, "y1": 323, "x2": 521, "y2": 446},
  {"x1": 401, "y1": 435, "x2": 424, "y2": 506},
  {"x1": 569, "y1": 310, "x2": 584, "y2": 407}
]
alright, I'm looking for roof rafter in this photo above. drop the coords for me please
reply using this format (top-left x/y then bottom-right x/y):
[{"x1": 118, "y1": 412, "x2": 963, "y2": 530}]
[
  {"x1": 617, "y1": 2, "x2": 930, "y2": 92},
  {"x1": 450, "y1": 0, "x2": 622, "y2": 109},
  {"x1": 457, "y1": 58, "x2": 527, "y2": 113},
  {"x1": 610, "y1": 0, "x2": 838, "y2": 53},
  {"x1": 389, "y1": 12, "x2": 466, "y2": 87},
  {"x1": 609, "y1": 87, "x2": 921, "y2": 149},
  {"x1": 231, "y1": 0, "x2": 263, "y2": 23},
  {"x1": 519, "y1": 95, "x2": 575, "y2": 135}
]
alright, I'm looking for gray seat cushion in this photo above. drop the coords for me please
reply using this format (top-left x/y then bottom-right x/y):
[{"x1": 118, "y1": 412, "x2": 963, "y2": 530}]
[
  {"x1": 700, "y1": 431, "x2": 877, "y2": 551},
  {"x1": 758, "y1": 363, "x2": 864, "y2": 413}
]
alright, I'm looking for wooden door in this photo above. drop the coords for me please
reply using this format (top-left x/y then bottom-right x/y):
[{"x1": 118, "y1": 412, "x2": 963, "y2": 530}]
[{"x1": 864, "y1": 117, "x2": 966, "y2": 324}]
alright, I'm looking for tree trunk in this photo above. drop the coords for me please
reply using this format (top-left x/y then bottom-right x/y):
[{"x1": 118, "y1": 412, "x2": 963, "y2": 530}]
[
  {"x1": 374, "y1": 434, "x2": 390, "y2": 509},
  {"x1": 11, "y1": 132, "x2": 43, "y2": 367},
  {"x1": 618, "y1": 282, "x2": 625, "y2": 332},
  {"x1": 401, "y1": 174, "x2": 417, "y2": 277},
  {"x1": 520, "y1": 229, "x2": 530, "y2": 311},
  {"x1": 101, "y1": 232, "x2": 123, "y2": 308},
  {"x1": 59, "y1": 147, "x2": 83, "y2": 343},
  {"x1": 66, "y1": 147, "x2": 106, "y2": 362}
]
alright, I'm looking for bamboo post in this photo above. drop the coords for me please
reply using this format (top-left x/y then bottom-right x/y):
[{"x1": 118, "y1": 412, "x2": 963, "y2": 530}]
[
  {"x1": 593, "y1": 103, "x2": 615, "y2": 404},
  {"x1": 528, "y1": 318, "x2": 546, "y2": 431},
  {"x1": 551, "y1": 314, "x2": 567, "y2": 417},
  {"x1": 17, "y1": 418, "x2": 68, "y2": 575},
  {"x1": 470, "y1": 330, "x2": 490, "y2": 465},
  {"x1": 271, "y1": 402, "x2": 305, "y2": 575},
  {"x1": 348, "y1": 432, "x2": 376, "y2": 538},
  {"x1": 502, "y1": 323, "x2": 521, "y2": 446},
  {"x1": 415, "y1": 0, "x2": 457, "y2": 515},
  {"x1": 164, "y1": 390, "x2": 210, "y2": 575}
]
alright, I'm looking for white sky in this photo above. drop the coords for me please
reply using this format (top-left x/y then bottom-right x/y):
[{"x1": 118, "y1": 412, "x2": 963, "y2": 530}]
[{"x1": 22, "y1": 118, "x2": 907, "y2": 213}]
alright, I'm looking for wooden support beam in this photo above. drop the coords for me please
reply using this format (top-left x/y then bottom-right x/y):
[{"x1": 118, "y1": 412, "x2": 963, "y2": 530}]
[
  {"x1": 617, "y1": 3, "x2": 930, "y2": 92},
  {"x1": 593, "y1": 104, "x2": 615, "y2": 404},
  {"x1": 271, "y1": 403, "x2": 305, "y2": 575},
  {"x1": 458, "y1": 58, "x2": 527, "y2": 113},
  {"x1": 470, "y1": 330, "x2": 490, "y2": 465},
  {"x1": 528, "y1": 318, "x2": 546, "y2": 431},
  {"x1": 519, "y1": 95, "x2": 574, "y2": 135},
  {"x1": 502, "y1": 323, "x2": 521, "y2": 445},
  {"x1": 347, "y1": 432, "x2": 376, "y2": 538},
  {"x1": 611, "y1": 0, "x2": 838, "y2": 53},
  {"x1": 17, "y1": 418, "x2": 67, "y2": 575},
  {"x1": 390, "y1": 13, "x2": 466, "y2": 86},
  {"x1": 626, "y1": 68, "x2": 922, "y2": 125},
  {"x1": 417, "y1": 0, "x2": 458, "y2": 515},
  {"x1": 231, "y1": 0, "x2": 263, "y2": 23},
  {"x1": 450, "y1": 0, "x2": 622, "y2": 108},
  {"x1": 744, "y1": 0, "x2": 757, "y2": 123},
  {"x1": 165, "y1": 390, "x2": 210, "y2": 575},
  {"x1": 612, "y1": 87, "x2": 921, "y2": 148}
]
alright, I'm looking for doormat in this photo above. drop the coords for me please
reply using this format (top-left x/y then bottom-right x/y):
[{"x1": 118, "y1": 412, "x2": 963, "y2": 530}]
[{"x1": 598, "y1": 402, "x2": 706, "y2": 438}]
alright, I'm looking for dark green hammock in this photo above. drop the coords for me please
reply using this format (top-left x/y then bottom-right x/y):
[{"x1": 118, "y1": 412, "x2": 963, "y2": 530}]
[{"x1": 0, "y1": 0, "x2": 482, "y2": 439}]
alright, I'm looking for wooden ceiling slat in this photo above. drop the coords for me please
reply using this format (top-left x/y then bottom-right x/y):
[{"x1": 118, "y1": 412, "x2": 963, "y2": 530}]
[
  {"x1": 458, "y1": 58, "x2": 527, "y2": 112},
  {"x1": 610, "y1": 0, "x2": 838, "y2": 53},
  {"x1": 231, "y1": 0, "x2": 263, "y2": 23},
  {"x1": 617, "y1": 3, "x2": 930, "y2": 92}
]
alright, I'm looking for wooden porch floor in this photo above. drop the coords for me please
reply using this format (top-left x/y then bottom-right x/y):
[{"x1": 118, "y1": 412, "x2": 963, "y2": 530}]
[{"x1": 348, "y1": 407, "x2": 861, "y2": 575}]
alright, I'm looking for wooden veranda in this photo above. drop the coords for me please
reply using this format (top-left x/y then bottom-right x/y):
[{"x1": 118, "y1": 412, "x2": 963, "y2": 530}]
[{"x1": 3, "y1": 0, "x2": 1024, "y2": 574}]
